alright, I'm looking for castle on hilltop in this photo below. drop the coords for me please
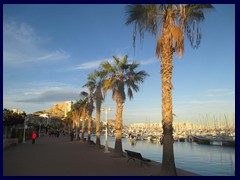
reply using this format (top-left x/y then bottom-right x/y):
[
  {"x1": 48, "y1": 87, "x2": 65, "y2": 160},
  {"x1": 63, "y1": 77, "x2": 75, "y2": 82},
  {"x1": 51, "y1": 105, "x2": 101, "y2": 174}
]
[{"x1": 33, "y1": 101, "x2": 73, "y2": 119}]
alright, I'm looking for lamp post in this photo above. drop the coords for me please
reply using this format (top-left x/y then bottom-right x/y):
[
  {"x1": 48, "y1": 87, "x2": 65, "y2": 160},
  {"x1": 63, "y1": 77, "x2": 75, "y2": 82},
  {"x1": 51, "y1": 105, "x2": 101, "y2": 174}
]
[
  {"x1": 79, "y1": 118, "x2": 82, "y2": 140},
  {"x1": 23, "y1": 116, "x2": 28, "y2": 143},
  {"x1": 101, "y1": 107, "x2": 111, "y2": 153}
]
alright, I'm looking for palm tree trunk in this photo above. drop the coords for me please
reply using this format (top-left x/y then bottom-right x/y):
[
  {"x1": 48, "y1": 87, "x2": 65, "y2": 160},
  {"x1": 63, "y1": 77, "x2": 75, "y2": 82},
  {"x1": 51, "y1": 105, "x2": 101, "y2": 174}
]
[
  {"x1": 160, "y1": 33, "x2": 177, "y2": 176},
  {"x1": 81, "y1": 118, "x2": 85, "y2": 141},
  {"x1": 95, "y1": 100, "x2": 101, "y2": 148},
  {"x1": 87, "y1": 117, "x2": 91, "y2": 142},
  {"x1": 113, "y1": 95, "x2": 124, "y2": 157}
]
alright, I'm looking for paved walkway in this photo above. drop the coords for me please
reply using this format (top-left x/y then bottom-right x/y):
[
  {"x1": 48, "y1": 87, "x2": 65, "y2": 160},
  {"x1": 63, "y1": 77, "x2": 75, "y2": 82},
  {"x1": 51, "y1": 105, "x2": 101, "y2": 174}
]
[{"x1": 3, "y1": 135, "x2": 199, "y2": 176}]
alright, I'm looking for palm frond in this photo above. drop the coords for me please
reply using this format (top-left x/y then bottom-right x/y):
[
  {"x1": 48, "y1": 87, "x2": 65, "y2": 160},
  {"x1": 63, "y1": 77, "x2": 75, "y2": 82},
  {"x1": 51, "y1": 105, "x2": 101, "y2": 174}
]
[
  {"x1": 80, "y1": 91, "x2": 88, "y2": 99},
  {"x1": 120, "y1": 55, "x2": 128, "y2": 70},
  {"x1": 135, "y1": 70, "x2": 149, "y2": 83},
  {"x1": 101, "y1": 61, "x2": 114, "y2": 73},
  {"x1": 186, "y1": 4, "x2": 214, "y2": 17},
  {"x1": 125, "y1": 4, "x2": 160, "y2": 50},
  {"x1": 171, "y1": 25, "x2": 184, "y2": 58},
  {"x1": 113, "y1": 56, "x2": 120, "y2": 67},
  {"x1": 127, "y1": 87, "x2": 133, "y2": 100},
  {"x1": 129, "y1": 61, "x2": 139, "y2": 71},
  {"x1": 156, "y1": 36, "x2": 163, "y2": 59},
  {"x1": 184, "y1": 4, "x2": 214, "y2": 48}
]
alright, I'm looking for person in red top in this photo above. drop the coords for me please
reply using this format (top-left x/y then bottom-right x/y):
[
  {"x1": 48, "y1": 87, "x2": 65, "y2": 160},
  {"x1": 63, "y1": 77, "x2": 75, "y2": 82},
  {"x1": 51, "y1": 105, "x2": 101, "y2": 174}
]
[{"x1": 32, "y1": 131, "x2": 37, "y2": 144}]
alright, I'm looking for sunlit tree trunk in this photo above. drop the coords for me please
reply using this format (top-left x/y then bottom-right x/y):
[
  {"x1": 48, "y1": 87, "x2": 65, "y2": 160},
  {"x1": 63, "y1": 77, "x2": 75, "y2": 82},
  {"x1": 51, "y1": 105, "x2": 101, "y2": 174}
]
[
  {"x1": 81, "y1": 109, "x2": 86, "y2": 142},
  {"x1": 113, "y1": 92, "x2": 124, "y2": 157},
  {"x1": 160, "y1": 26, "x2": 177, "y2": 176},
  {"x1": 95, "y1": 87, "x2": 102, "y2": 148},
  {"x1": 87, "y1": 105, "x2": 94, "y2": 142},
  {"x1": 87, "y1": 118, "x2": 91, "y2": 142}
]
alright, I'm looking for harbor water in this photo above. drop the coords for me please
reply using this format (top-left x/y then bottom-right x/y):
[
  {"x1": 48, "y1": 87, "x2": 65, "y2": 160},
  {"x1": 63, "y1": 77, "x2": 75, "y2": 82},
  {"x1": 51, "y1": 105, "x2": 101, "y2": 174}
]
[{"x1": 94, "y1": 135, "x2": 235, "y2": 176}]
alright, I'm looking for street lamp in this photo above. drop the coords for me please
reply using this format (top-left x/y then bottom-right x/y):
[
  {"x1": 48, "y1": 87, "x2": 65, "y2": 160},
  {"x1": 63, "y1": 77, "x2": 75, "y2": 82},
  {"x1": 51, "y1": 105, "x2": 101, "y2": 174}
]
[
  {"x1": 79, "y1": 118, "x2": 81, "y2": 140},
  {"x1": 101, "y1": 107, "x2": 111, "y2": 153},
  {"x1": 23, "y1": 116, "x2": 28, "y2": 143}
]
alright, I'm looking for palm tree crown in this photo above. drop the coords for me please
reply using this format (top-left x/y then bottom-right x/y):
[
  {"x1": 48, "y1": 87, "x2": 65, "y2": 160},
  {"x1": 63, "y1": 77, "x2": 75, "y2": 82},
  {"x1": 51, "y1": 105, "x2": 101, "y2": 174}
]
[
  {"x1": 101, "y1": 55, "x2": 148, "y2": 156},
  {"x1": 126, "y1": 4, "x2": 214, "y2": 57},
  {"x1": 102, "y1": 55, "x2": 148, "y2": 102}
]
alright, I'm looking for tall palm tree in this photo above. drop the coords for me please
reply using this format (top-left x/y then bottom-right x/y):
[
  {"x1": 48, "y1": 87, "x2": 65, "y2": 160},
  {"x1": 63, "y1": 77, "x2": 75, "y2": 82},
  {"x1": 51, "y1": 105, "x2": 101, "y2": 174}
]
[
  {"x1": 101, "y1": 55, "x2": 148, "y2": 157},
  {"x1": 84, "y1": 70, "x2": 107, "y2": 148},
  {"x1": 80, "y1": 91, "x2": 95, "y2": 142},
  {"x1": 125, "y1": 4, "x2": 214, "y2": 175}
]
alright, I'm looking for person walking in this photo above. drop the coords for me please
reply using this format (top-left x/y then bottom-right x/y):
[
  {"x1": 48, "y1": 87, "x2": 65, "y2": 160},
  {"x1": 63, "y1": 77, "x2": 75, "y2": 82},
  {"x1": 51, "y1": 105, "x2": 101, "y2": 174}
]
[
  {"x1": 31, "y1": 131, "x2": 37, "y2": 144},
  {"x1": 70, "y1": 130, "x2": 74, "y2": 141}
]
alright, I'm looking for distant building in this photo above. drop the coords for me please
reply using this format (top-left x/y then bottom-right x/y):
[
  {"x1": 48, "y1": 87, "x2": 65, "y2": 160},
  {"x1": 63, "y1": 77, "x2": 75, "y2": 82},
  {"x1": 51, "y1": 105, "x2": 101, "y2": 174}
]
[
  {"x1": 12, "y1": 109, "x2": 25, "y2": 114},
  {"x1": 64, "y1": 101, "x2": 73, "y2": 117},
  {"x1": 39, "y1": 113, "x2": 49, "y2": 118},
  {"x1": 129, "y1": 122, "x2": 193, "y2": 131}
]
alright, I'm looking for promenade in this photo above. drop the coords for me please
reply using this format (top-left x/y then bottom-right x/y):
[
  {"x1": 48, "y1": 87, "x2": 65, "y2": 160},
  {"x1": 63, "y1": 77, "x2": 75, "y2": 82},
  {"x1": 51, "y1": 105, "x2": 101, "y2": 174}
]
[{"x1": 3, "y1": 134, "x2": 199, "y2": 176}]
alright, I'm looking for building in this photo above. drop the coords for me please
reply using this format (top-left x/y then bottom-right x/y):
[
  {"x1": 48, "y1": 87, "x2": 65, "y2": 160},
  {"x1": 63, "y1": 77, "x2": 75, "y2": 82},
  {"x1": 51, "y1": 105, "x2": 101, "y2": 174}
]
[
  {"x1": 64, "y1": 101, "x2": 73, "y2": 117},
  {"x1": 129, "y1": 122, "x2": 193, "y2": 131},
  {"x1": 39, "y1": 113, "x2": 49, "y2": 118},
  {"x1": 12, "y1": 109, "x2": 25, "y2": 114}
]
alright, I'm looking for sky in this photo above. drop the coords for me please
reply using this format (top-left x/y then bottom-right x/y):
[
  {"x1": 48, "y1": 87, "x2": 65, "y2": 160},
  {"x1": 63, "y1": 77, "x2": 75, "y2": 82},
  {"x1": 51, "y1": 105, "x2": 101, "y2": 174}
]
[{"x1": 3, "y1": 4, "x2": 235, "y2": 125}]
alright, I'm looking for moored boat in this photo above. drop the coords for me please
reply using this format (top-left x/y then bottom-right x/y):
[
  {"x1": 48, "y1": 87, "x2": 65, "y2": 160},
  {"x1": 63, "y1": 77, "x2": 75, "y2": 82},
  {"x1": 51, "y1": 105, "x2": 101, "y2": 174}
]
[
  {"x1": 222, "y1": 140, "x2": 235, "y2": 147},
  {"x1": 179, "y1": 137, "x2": 185, "y2": 142},
  {"x1": 193, "y1": 136, "x2": 210, "y2": 145},
  {"x1": 210, "y1": 139, "x2": 222, "y2": 146}
]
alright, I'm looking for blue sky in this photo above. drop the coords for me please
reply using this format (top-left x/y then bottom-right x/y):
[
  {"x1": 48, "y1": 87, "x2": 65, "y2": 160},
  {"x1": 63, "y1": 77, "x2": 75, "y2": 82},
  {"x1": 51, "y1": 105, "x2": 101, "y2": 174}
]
[{"x1": 3, "y1": 4, "x2": 235, "y2": 125}]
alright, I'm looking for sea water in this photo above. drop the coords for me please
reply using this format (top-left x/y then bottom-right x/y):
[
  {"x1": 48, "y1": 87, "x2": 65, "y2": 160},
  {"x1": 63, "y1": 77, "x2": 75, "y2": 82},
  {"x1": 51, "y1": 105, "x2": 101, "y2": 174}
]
[{"x1": 95, "y1": 135, "x2": 235, "y2": 176}]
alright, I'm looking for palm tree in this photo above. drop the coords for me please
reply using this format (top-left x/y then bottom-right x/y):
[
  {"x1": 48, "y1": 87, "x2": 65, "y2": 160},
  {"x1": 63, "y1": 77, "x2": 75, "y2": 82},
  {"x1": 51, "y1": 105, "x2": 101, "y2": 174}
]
[
  {"x1": 72, "y1": 100, "x2": 85, "y2": 140},
  {"x1": 80, "y1": 91, "x2": 95, "y2": 142},
  {"x1": 65, "y1": 111, "x2": 73, "y2": 134},
  {"x1": 79, "y1": 99, "x2": 87, "y2": 142},
  {"x1": 125, "y1": 4, "x2": 214, "y2": 175},
  {"x1": 73, "y1": 98, "x2": 88, "y2": 142},
  {"x1": 84, "y1": 70, "x2": 107, "y2": 148},
  {"x1": 101, "y1": 55, "x2": 148, "y2": 157}
]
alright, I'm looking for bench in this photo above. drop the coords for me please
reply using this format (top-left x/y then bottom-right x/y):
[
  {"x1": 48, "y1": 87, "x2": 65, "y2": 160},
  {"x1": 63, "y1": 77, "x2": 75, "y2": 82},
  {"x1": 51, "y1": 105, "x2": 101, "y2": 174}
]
[{"x1": 125, "y1": 149, "x2": 151, "y2": 166}]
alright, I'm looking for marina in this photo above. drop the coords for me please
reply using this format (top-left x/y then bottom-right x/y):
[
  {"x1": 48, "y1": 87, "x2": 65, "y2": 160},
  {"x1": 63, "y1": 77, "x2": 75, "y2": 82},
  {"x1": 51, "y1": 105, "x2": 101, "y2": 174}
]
[{"x1": 95, "y1": 134, "x2": 235, "y2": 176}]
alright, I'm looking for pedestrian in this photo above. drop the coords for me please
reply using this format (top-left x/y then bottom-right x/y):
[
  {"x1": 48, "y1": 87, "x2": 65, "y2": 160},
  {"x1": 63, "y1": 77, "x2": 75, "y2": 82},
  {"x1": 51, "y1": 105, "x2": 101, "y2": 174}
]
[
  {"x1": 56, "y1": 129, "x2": 59, "y2": 138},
  {"x1": 32, "y1": 131, "x2": 37, "y2": 144},
  {"x1": 78, "y1": 132, "x2": 81, "y2": 140},
  {"x1": 70, "y1": 131, "x2": 74, "y2": 141}
]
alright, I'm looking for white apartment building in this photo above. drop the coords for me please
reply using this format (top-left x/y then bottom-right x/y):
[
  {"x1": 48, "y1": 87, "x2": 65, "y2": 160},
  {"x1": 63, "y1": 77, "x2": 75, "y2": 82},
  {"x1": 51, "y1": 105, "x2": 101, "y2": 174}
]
[{"x1": 64, "y1": 101, "x2": 73, "y2": 117}]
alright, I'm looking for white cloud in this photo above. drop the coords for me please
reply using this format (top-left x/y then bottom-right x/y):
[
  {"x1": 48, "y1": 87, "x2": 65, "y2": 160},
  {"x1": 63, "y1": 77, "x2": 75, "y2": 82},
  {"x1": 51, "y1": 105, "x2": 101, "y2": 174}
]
[
  {"x1": 3, "y1": 19, "x2": 70, "y2": 66},
  {"x1": 24, "y1": 92, "x2": 42, "y2": 96},
  {"x1": 71, "y1": 56, "x2": 156, "y2": 71},
  {"x1": 204, "y1": 89, "x2": 234, "y2": 97},
  {"x1": 35, "y1": 49, "x2": 70, "y2": 61},
  {"x1": 4, "y1": 81, "x2": 85, "y2": 107},
  {"x1": 206, "y1": 89, "x2": 231, "y2": 92},
  {"x1": 17, "y1": 89, "x2": 80, "y2": 103},
  {"x1": 139, "y1": 58, "x2": 157, "y2": 65},
  {"x1": 73, "y1": 59, "x2": 105, "y2": 70},
  {"x1": 189, "y1": 100, "x2": 231, "y2": 105},
  {"x1": 72, "y1": 58, "x2": 114, "y2": 70}
]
